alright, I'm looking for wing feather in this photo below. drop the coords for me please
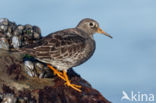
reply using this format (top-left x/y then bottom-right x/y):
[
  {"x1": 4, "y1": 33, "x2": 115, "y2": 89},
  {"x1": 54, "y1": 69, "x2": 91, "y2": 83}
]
[{"x1": 21, "y1": 30, "x2": 86, "y2": 61}]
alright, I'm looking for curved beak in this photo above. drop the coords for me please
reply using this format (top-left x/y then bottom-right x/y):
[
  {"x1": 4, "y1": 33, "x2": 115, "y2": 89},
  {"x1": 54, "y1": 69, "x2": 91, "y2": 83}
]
[{"x1": 97, "y1": 27, "x2": 112, "y2": 38}]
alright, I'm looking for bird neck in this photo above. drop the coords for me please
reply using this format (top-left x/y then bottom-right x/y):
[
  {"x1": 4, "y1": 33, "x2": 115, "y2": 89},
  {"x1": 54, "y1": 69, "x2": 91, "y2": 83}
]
[{"x1": 75, "y1": 27, "x2": 94, "y2": 39}]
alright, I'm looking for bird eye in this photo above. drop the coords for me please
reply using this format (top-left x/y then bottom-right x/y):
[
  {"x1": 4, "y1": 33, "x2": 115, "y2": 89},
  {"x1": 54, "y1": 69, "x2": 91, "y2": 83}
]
[{"x1": 89, "y1": 22, "x2": 94, "y2": 27}]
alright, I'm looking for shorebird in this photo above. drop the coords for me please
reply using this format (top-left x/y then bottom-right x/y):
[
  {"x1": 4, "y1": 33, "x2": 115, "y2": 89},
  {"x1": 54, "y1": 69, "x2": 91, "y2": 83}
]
[{"x1": 20, "y1": 18, "x2": 112, "y2": 92}]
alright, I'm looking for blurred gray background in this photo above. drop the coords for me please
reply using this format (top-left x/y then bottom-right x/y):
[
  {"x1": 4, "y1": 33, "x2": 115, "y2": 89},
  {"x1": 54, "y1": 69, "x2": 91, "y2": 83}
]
[{"x1": 0, "y1": 0, "x2": 156, "y2": 102}]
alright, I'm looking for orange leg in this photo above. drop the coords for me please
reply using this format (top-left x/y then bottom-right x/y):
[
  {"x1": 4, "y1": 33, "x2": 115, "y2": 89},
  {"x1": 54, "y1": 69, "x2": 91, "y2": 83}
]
[
  {"x1": 63, "y1": 70, "x2": 81, "y2": 92},
  {"x1": 47, "y1": 64, "x2": 65, "y2": 81},
  {"x1": 47, "y1": 65, "x2": 81, "y2": 92}
]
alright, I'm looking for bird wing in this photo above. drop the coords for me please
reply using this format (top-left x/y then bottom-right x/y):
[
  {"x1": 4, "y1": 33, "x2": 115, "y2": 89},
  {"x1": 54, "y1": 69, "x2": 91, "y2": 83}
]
[{"x1": 22, "y1": 30, "x2": 86, "y2": 61}]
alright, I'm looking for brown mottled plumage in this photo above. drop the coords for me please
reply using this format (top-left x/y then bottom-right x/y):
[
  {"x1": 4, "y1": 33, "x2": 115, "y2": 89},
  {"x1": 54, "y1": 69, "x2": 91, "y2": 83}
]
[
  {"x1": 21, "y1": 18, "x2": 112, "y2": 71},
  {"x1": 21, "y1": 28, "x2": 94, "y2": 71}
]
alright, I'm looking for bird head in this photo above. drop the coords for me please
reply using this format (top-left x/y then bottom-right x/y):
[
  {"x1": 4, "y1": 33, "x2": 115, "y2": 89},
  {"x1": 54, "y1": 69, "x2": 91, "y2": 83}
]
[{"x1": 76, "y1": 18, "x2": 112, "y2": 38}]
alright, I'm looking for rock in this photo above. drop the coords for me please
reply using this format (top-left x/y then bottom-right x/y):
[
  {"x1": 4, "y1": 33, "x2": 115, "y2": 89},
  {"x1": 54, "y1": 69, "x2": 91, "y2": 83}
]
[
  {"x1": 24, "y1": 60, "x2": 36, "y2": 77},
  {"x1": 32, "y1": 26, "x2": 41, "y2": 40},
  {"x1": 0, "y1": 49, "x2": 110, "y2": 103},
  {"x1": 0, "y1": 18, "x2": 42, "y2": 50},
  {"x1": 0, "y1": 37, "x2": 9, "y2": 50},
  {"x1": 1, "y1": 94, "x2": 17, "y2": 103},
  {"x1": 0, "y1": 18, "x2": 9, "y2": 26},
  {"x1": 11, "y1": 35, "x2": 21, "y2": 49},
  {"x1": 0, "y1": 25, "x2": 8, "y2": 33}
]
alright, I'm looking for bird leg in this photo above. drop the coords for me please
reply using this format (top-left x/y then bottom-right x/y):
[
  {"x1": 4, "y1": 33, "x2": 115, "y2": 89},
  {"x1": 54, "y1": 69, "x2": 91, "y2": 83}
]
[
  {"x1": 63, "y1": 70, "x2": 82, "y2": 92},
  {"x1": 47, "y1": 65, "x2": 81, "y2": 92},
  {"x1": 47, "y1": 64, "x2": 65, "y2": 80}
]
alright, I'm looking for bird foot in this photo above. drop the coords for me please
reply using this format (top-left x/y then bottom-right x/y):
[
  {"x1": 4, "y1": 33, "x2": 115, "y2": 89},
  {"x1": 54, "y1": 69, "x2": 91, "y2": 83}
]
[
  {"x1": 47, "y1": 64, "x2": 65, "y2": 80},
  {"x1": 47, "y1": 64, "x2": 82, "y2": 92},
  {"x1": 63, "y1": 70, "x2": 81, "y2": 92},
  {"x1": 65, "y1": 81, "x2": 82, "y2": 92}
]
